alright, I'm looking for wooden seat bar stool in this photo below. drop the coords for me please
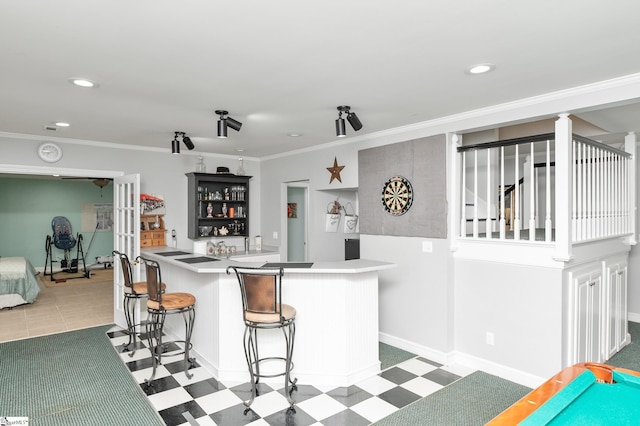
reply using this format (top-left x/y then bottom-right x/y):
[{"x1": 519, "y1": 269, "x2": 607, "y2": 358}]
[
  {"x1": 112, "y1": 250, "x2": 166, "y2": 357},
  {"x1": 226, "y1": 265, "x2": 298, "y2": 414},
  {"x1": 140, "y1": 256, "x2": 197, "y2": 384}
]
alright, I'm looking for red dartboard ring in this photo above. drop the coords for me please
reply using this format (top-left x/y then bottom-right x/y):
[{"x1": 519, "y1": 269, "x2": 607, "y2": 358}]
[{"x1": 381, "y1": 176, "x2": 413, "y2": 215}]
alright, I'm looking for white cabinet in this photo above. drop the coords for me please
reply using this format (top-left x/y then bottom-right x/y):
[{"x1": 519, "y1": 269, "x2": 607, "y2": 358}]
[
  {"x1": 605, "y1": 257, "x2": 629, "y2": 359},
  {"x1": 567, "y1": 254, "x2": 629, "y2": 366},
  {"x1": 570, "y1": 267, "x2": 603, "y2": 364}
]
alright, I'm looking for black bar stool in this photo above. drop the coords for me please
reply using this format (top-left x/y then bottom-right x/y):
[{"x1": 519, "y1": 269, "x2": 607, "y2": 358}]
[
  {"x1": 226, "y1": 266, "x2": 297, "y2": 414},
  {"x1": 112, "y1": 250, "x2": 166, "y2": 357},
  {"x1": 140, "y1": 256, "x2": 197, "y2": 384}
]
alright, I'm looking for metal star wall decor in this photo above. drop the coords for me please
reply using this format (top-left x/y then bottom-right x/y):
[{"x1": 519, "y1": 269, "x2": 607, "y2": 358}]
[{"x1": 326, "y1": 157, "x2": 345, "y2": 184}]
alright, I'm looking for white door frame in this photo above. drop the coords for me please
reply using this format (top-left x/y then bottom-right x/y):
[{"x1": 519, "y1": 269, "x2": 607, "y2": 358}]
[
  {"x1": 283, "y1": 180, "x2": 309, "y2": 262},
  {"x1": 0, "y1": 163, "x2": 128, "y2": 326}
]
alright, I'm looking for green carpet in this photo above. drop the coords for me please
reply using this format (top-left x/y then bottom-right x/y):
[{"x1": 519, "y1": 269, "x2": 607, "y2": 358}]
[
  {"x1": 0, "y1": 325, "x2": 163, "y2": 426},
  {"x1": 606, "y1": 321, "x2": 640, "y2": 371},
  {"x1": 373, "y1": 371, "x2": 531, "y2": 426},
  {"x1": 379, "y1": 342, "x2": 417, "y2": 370}
]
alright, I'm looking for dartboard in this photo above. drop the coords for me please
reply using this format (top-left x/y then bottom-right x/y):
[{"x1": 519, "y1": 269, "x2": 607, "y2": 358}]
[{"x1": 381, "y1": 176, "x2": 413, "y2": 215}]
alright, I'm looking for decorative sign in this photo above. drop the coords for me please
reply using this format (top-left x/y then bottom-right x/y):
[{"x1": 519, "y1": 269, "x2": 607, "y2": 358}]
[
  {"x1": 381, "y1": 176, "x2": 413, "y2": 215},
  {"x1": 326, "y1": 157, "x2": 345, "y2": 184}
]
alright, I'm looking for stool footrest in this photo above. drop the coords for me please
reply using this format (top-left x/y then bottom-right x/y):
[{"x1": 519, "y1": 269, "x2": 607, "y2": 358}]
[{"x1": 250, "y1": 356, "x2": 295, "y2": 380}]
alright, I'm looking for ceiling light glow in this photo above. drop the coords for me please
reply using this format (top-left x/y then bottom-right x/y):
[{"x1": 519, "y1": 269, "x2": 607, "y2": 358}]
[
  {"x1": 55, "y1": 122, "x2": 70, "y2": 127},
  {"x1": 466, "y1": 63, "x2": 495, "y2": 75},
  {"x1": 69, "y1": 78, "x2": 97, "y2": 88}
]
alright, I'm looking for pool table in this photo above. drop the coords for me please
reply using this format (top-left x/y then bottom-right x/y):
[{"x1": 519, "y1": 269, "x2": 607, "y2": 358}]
[{"x1": 487, "y1": 363, "x2": 640, "y2": 425}]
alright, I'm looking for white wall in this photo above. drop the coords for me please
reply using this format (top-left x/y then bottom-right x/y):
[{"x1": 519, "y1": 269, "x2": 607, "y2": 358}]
[{"x1": 0, "y1": 135, "x2": 261, "y2": 252}]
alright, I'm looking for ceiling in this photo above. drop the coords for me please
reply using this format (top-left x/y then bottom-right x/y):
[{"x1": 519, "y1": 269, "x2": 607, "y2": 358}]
[{"x1": 1, "y1": 1, "x2": 640, "y2": 159}]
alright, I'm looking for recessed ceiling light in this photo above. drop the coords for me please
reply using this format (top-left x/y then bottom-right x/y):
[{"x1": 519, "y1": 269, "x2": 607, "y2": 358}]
[
  {"x1": 288, "y1": 133, "x2": 302, "y2": 137},
  {"x1": 69, "y1": 78, "x2": 98, "y2": 88},
  {"x1": 466, "y1": 63, "x2": 496, "y2": 75},
  {"x1": 54, "y1": 122, "x2": 70, "y2": 127},
  {"x1": 234, "y1": 149, "x2": 245, "y2": 152}
]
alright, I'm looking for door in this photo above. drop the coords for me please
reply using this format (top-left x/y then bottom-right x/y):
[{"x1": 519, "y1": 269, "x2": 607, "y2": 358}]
[
  {"x1": 112, "y1": 174, "x2": 140, "y2": 329},
  {"x1": 287, "y1": 182, "x2": 308, "y2": 262}
]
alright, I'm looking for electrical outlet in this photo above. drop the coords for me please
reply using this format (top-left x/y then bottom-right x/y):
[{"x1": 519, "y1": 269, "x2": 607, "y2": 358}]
[
  {"x1": 273, "y1": 231, "x2": 278, "y2": 240},
  {"x1": 486, "y1": 332, "x2": 495, "y2": 346}
]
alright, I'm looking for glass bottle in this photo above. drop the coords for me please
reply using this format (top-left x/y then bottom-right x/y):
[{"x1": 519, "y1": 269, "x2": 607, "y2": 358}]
[
  {"x1": 196, "y1": 156, "x2": 206, "y2": 173},
  {"x1": 236, "y1": 157, "x2": 246, "y2": 175}
]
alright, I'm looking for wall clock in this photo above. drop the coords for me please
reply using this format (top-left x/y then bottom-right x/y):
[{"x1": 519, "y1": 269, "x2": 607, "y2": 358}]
[
  {"x1": 38, "y1": 142, "x2": 63, "y2": 163},
  {"x1": 382, "y1": 176, "x2": 413, "y2": 215}
]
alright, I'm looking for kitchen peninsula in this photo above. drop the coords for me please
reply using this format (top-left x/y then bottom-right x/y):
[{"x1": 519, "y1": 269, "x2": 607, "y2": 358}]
[{"x1": 140, "y1": 246, "x2": 395, "y2": 386}]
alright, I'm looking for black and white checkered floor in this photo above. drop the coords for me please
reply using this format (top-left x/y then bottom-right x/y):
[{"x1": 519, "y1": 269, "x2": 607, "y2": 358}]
[{"x1": 107, "y1": 326, "x2": 470, "y2": 426}]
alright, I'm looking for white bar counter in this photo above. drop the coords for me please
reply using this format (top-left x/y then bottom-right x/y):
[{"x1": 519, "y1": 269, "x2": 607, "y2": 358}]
[{"x1": 140, "y1": 246, "x2": 395, "y2": 387}]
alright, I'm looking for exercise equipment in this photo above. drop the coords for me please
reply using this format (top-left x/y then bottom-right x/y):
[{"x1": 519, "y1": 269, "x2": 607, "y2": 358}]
[{"x1": 44, "y1": 216, "x2": 89, "y2": 281}]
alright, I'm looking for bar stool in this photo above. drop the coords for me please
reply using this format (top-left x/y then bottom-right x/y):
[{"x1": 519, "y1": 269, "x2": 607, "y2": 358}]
[
  {"x1": 112, "y1": 250, "x2": 166, "y2": 357},
  {"x1": 140, "y1": 256, "x2": 197, "y2": 383},
  {"x1": 226, "y1": 266, "x2": 297, "y2": 414}
]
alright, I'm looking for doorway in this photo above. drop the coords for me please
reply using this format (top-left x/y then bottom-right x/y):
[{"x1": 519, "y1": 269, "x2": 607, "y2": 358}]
[{"x1": 287, "y1": 182, "x2": 308, "y2": 262}]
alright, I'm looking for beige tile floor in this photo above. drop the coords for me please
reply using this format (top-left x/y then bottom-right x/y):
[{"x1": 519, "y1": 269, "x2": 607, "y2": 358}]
[{"x1": 0, "y1": 271, "x2": 114, "y2": 343}]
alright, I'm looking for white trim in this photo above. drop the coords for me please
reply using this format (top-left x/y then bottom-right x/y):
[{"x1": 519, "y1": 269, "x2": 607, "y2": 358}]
[
  {"x1": 451, "y1": 351, "x2": 546, "y2": 388},
  {"x1": 0, "y1": 163, "x2": 124, "y2": 178},
  {"x1": 628, "y1": 312, "x2": 640, "y2": 323},
  {"x1": 379, "y1": 331, "x2": 453, "y2": 366}
]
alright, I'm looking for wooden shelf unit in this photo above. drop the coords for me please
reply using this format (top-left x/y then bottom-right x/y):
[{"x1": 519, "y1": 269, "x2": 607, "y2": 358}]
[{"x1": 140, "y1": 214, "x2": 166, "y2": 247}]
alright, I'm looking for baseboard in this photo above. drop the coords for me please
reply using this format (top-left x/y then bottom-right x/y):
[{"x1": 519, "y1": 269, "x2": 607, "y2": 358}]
[
  {"x1": 379, "y1": 332, "x2": 546, "y2": 388},
  {"x1": 628, "y1": 312, "x2": 640, "y2": 323},
  {"x1": 451, "y1": 351, "x2": 546, "y2": 389},
  {"x1": 378, "y1": 332, "x2": 454, "y2": 366}
]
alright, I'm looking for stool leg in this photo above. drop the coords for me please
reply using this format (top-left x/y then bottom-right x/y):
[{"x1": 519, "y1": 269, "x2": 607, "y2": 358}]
[
  {"x1": 144, "y1": 310, "x2": 165, "y2": 385},
  {"x1": 283, "y1": 321, "x2": 297, "y2": 412},
  {"x1": 182, "y1": 307, "x2": 196, "y2": 379},
  {"x1": 242, "y1": 325, "x2": 258, "y2": 414},
  {"x1": 123, "y1": 294, "x2": 134, "y2": 352}
]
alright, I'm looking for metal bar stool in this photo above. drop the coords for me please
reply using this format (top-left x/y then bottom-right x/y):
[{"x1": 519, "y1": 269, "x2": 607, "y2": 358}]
[
  {"x1": 140, "y1": 256, "x2": 197, "y2": 384},
  {"x1": 227, "y1": 266, "x2": 297, "y2": 414},
  {"x1": 112, "y1": 250, "x2": 166, "y2": 357}
]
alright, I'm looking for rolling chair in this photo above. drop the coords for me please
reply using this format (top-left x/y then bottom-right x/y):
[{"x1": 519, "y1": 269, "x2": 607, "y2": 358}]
[
  {"x1": 112, "y1": 250, "x2": 166, "y2": 356},
  {"x1": 140, "y1": 256, "x2": 197, "y2": 384},
  {"x1": 226, "y1": 265, "x2": 297, "y2": 414}
]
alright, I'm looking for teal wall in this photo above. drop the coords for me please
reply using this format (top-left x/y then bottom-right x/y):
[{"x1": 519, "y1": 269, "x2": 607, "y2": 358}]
[{"x1": 0, "y1": 177, "x2": 113, "y2": 269}]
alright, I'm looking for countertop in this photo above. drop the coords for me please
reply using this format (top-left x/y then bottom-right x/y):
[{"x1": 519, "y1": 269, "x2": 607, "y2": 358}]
[{"x1": 140, "y1": 246, "x2": 396, "y2": 274}]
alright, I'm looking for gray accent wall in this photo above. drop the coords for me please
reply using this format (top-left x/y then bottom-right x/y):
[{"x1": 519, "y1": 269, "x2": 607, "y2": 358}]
[{"x1": 358, "y1": 134, "x2": 447, "y2": 238}]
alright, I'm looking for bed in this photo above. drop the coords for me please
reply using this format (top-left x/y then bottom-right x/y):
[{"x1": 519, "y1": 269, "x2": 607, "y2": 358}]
[{"x1": 0, "y1": 257, "x2": 41, "y2": 309}]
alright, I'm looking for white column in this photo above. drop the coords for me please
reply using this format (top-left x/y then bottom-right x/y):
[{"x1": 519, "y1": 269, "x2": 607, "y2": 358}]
[
  {"x1": 625, "y1": 131, "x2": 636, "y2": 244},
  {"x1": 554, "y1": 113, "x2": 573, "y2": 261}
]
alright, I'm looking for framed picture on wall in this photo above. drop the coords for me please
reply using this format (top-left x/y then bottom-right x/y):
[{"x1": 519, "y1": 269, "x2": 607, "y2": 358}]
[{"x1": 288, "y1": 203, "x2": 297, "y2": 218}]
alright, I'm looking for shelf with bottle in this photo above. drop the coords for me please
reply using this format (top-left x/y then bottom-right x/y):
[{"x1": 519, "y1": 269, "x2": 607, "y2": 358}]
[
  {"x1": 187, "y1": 172, "x2": 252, "y2": 239},
  {"x1": 198, "y1": 201, "x2": 247, "y2": 220}
]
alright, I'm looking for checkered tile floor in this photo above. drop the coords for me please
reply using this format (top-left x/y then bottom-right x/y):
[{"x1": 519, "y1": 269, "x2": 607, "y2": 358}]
[{"x1": 107, "y1": 326, "x2": 467, "y2": 426}]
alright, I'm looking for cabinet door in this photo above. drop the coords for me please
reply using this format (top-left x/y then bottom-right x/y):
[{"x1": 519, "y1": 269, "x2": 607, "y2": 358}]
[
  {"x1": 574, "y1": 271, "x2": 602, "y2": 364},
  {"x1": 606, "y1": 265, "x2": 619, "y2": 359},
  {"x1": 617, "y1": 265, "x2": 628, "y2": 349}
]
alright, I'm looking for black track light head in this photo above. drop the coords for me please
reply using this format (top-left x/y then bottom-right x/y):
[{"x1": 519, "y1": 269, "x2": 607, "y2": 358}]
[
  {"x1": 347, "y1": 112, "x2": 362, "y2": 131},
  {"x1": 182, "y1": 135, "x2": 195, "y2": 150},
  {"x1": 226, "y1": 116, "x2": 243, "y2": 131},
  {"x1": 171, "y1": 132, "x2": 180, "y2": 154},
  {"x1": 336, "y1": 105, "x2": 363, "y2": 136},
  {"x1": 336, "y1": 117, "x2": 346, "y2": 137}
]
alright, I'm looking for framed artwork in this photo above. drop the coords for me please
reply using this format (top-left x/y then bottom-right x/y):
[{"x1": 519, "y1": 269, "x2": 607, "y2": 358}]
[{"x1": 288, "y1": 203, "x2": 297, "y2": 218}]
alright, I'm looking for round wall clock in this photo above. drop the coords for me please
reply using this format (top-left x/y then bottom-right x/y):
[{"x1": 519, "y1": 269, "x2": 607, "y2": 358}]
[
  {"x1": 382, "y1": 176, "x2": 413, "y2": 215},
  {"x1": 38, "y1": 142, "x2": 63, "y2": 163}
]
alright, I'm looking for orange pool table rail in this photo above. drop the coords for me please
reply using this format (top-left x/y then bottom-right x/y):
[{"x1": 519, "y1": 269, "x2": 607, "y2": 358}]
[{"x1": 486, "y1": 362, "x2": 640, "y2": 425}]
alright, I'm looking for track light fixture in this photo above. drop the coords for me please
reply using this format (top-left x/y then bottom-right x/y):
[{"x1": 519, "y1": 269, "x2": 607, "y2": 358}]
[
  {"x1": 171, "y1": 131, "x2": 195, "y2": 154},
  {"x1": 171, "y1": 132, "x2": 180, "y2": 154},
  {"x1": 215, "y1": 110, "x2": 243, "y2": 138},
  {"x1": 336, "y1": 105, "x2": 362, "y2": 137}
]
